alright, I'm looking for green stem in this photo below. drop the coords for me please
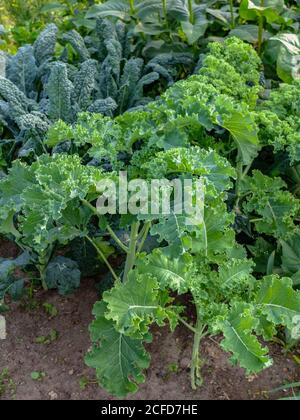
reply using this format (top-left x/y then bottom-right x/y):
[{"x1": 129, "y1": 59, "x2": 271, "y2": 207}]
[
  {"x1": 257, "y1": 0, "x2": 265, "y2": 55},
  {"x1": 129, "y1": 0, "x2": 135, "y2": 16},
  {"x1": 81, "y1": 199, "x2": 129, "y2": 253},
  {"x1": 188, "y1": 0, "x2": 194, "y2": 24},
  {"x1": 235, "y1": 154, "x2": 253, "y2": 209},
  {"x1": 85, "y1": 235, "x2": 120, "y2": 282},
  {"x1": 106, "y1": 225, "x2": 129, "y2": 254},
  {"x1": 137, "y1": 222, "x2": 151, "y2": 254},
  {"x1": 178, "y1": 316, "x2": 197, "y2": 334},
  {"x1": 123, "y1": 222, "x2": 140, "y2": 282},
  {"x1": 190, "y1": 312, "x2": 206, "y2": 390},
  {"x1": 162, "y1": 0, "x2": 167, "y2": 16},
  {"x1": 229, "y1": 0, "x2": 235, "y2": 29},
  {"x1": 161, "y1": 0, "x2": 170, "y2": 32},
  {"x1": 235, "y1": 162, "x2": 243, "y2": 198},
  {"x1": 242, "y1": 162, "x2": 252, "y2": 179},
  {"x1": 40, "y1": 271, "x2": 48, "y2": 291}
]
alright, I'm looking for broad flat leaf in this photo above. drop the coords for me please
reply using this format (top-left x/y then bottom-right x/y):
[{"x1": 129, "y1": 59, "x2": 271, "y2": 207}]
[
  {"x1": 40, "y1": 3, "x2": 68, "y2": 13},
  {"x1": 229, "y1": 25, "x2": 270, "y2": 43},
  {"x1": 86, "y1": 0, "x2": 131, "y2": 19},
  {"x1": 240, "y1": 0, "x2": 284, "y2": 23},
  {"x1": 219, "y1": 303, "x2": 272, "y2": 374},
  {"x1": 206, "y1": 8, "x2": 231, "y2": 24},
  {"x1": 281, "y1": 230, "x2": 300, "y2": 280},
  {"x1": 268, "y1": 34, "x2": 300, "y2": 83},
  {"x1": 103, "y1": 270, "x2": 176, "y2": 338},
  {"x1": 256, "y1": 275, "x2": 300, "y2": 329},
  {"x1": 169, "y1": 1, "x2": 208, "y2": 44},
  {"x1": 85, "y1": 301, "x2": 150, "y2": 397}
]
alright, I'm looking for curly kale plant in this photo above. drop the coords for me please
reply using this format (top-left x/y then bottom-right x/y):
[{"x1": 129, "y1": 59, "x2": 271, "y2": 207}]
[{"x1": 1, "y1": 37, "x2": 299, "y2": 397}]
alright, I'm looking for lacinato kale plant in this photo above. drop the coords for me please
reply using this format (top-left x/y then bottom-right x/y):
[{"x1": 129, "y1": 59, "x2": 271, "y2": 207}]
[
  {"x1": 0, "y1": 37, "x2": 299, "y2": 397},
  {"x1": 0, "y1": 19, "x2": 193, "y2": 168}
]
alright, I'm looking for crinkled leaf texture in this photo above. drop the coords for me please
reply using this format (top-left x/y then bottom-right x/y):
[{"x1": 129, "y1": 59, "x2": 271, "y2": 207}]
[
  {"x1": 103, "y1": 270, "x2": 178, "y2": 339},
  {"x1": 0, "y1": 252, "x2": 30, "y2": 300},
  {"x1": 219, "y1": 303, "x2": 272, "y2": 374},
  {"x1": 0, "y1": 154, "x2": 104, "y2": 256},
  {"x1": 85, "y1": 301, "x2": 150, "y2": 397},
  {"x1": 218, "y1": 276, "x2": 300, "y2": 374},
  {"x1": 45, "y1": 256, "x2": 81, "y2": 295},
  {"x1": 256, "y1": 275, "x2": 300, "y2": 330},
  {"x1": 136, "y1": 248, "x2": 194, "y2": 294}
]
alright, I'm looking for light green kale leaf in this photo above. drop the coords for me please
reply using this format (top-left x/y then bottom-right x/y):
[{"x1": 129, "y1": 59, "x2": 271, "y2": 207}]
[
  {"x1": 218, "y1": 302, "x2": 272, "y2": 374},
  {"x1": 256, "y1": 275, "x2": 300, "y2": 330},
  {"x1": 103, "y1": 270, "x2": 178, "y2": 339},
  {"x1": 85, "y1": 301, "x2": 150, "y2": 397}
]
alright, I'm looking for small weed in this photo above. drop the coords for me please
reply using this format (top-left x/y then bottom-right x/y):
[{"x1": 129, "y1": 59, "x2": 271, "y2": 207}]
[
  {"x1": 79, "y1": 376, "x2": 89, "y2": 390},
  {"x1": 79, "y1": 376, "x2": 98, "y2": 390},
  {"x1": 167, "y1": 363, "x2": 179, "y2": 374},
  {"x1": 43, "y1": 303, "x2": 58, "y2": 318},
  {"x1": 0, "y1": 369, "x2": 16, "y2": 397},
  {"x1": 35, "y1": 329, "x2": 59, "y2": 345},
  {"x1": 31, "y1": 371, "x2": 46, "y2": 381}
]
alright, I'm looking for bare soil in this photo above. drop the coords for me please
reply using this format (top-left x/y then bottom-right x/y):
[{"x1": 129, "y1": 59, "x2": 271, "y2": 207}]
[{"x1": 0, "y1": 238, "x2": 299, "y2": 400}]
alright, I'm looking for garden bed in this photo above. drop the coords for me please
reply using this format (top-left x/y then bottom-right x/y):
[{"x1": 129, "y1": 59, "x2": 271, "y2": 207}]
[{"x1": 0, "y1": 275, "x2": 299, "y2": 400}]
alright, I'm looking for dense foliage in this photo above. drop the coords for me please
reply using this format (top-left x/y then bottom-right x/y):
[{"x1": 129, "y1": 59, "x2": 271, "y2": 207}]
[
  {"x1": 0, "y1": 20, "x2": 194, "y2": 169},
  {"x1": 0, "y1": 36, "x2": 299, "y2": 396},
  {"x1": 0, "y1": 0, "x2": 95, "y2": 50},
  {"x1": 0, "y1": 0, "x2": 299, "y2": 399}
]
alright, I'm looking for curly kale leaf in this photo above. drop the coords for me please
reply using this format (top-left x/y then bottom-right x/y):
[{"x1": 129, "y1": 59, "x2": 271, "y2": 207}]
[
  {"x1": 218, "y1": 302, "x2": 272, "y2": 374},
  {"x1": 0, "y1": 154, "x2": 104, "y2": 255},
  {"x1": 85, "y1": 301, "x2": 150, "y2": 397},
  {"x1": 241, "y1": 170, "x2": 300, "y2": 239}
]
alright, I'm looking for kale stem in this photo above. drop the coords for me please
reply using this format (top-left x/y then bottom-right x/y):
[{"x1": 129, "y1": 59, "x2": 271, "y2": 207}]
[
  {"x1": 162, "y1": 0, "x2": 168, "y2": 22},
  {"x1": 106, "y1": 225, "x2": 129, "y2": 254},
  {"x1": 123, "y1": 222, "x2": 140, "y2": 282},
  {"x1": 188, "y1": 0, "x2": 194, "y2": 24},
  {"x1": 137, "y1": 222, "x2": 151, "y2": 254},
  {"x1": 178, "y1": 316, "x2": 197, "y2": 334},
  {"x1": 40, "y1": 271, "x2": 48, "y2": 291},
  {"x1": 257, "y1": 0, "x2": 265, "y2": 55},
  {"x1": 234, "y1": 149, "x2": 254, "y2": 209},
  {"x1": 81, "y1": 199, "x2": 129, "y2": 253},
  {"x1": 85, "y1": 235, "x2": 120, "y2": 282},
  {"x1": 229, "y1": 0, "x2": 235, "y2": 29},
  {"x1": 129, "y1": 0, "x2": 135, "y2": 16},
  {"x1": 190, "y1": 311, "x2": 205, "y2": 390}
]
